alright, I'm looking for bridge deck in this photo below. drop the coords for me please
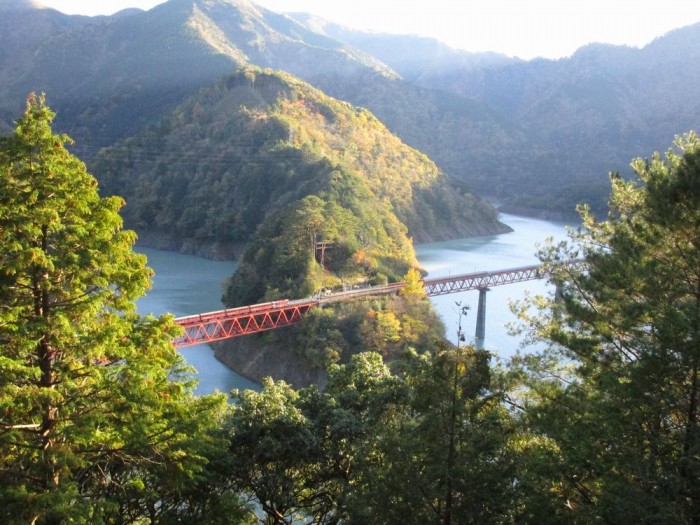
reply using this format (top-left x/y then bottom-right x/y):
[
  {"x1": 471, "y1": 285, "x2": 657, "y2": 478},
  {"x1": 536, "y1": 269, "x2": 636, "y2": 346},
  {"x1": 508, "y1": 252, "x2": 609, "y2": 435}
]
[{"x1": 173, "y1": 263, "x2": 552, "y2": 348}]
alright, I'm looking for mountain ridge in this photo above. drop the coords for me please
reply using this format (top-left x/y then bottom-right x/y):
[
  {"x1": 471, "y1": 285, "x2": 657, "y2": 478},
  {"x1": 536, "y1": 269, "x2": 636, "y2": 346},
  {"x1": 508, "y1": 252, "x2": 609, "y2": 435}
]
[{"x1": 1, "y1": 0, "x2": 698, "y2": 219}]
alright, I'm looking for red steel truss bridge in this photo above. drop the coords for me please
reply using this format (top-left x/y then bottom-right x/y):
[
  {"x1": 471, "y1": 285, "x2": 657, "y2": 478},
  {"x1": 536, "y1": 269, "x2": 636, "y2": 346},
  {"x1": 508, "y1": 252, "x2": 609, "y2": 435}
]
[{"x1": 173, "y1": 262, "x2": 566, "y2": 348}]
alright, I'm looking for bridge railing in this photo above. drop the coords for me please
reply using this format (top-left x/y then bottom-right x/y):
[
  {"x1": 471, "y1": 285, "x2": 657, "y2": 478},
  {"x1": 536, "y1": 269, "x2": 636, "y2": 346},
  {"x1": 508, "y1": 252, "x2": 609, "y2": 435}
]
[{"x1": 173, "y1": 300, "x2": 316, "y2": 348}]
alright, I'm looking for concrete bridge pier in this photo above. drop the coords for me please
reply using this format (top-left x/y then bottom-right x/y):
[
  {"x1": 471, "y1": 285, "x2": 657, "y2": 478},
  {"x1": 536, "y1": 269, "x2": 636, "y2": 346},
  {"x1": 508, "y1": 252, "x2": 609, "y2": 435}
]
[{"x1": 475, "y1": 287, "x2": 490, "y2": 349}]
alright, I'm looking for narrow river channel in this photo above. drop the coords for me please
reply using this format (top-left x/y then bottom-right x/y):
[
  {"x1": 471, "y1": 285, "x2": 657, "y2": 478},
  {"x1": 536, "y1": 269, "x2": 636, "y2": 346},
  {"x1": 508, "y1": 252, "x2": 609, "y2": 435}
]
[{"x1": 136, "y1": 213, "x2": 573, "y2": 394}]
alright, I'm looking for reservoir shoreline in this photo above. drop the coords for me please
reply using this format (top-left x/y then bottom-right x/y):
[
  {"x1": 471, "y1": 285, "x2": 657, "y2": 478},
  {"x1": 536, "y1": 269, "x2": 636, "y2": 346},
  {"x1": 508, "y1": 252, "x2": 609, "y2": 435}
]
[{"x1": 137, "y1": 213, "x2": 573, "y2": 394}]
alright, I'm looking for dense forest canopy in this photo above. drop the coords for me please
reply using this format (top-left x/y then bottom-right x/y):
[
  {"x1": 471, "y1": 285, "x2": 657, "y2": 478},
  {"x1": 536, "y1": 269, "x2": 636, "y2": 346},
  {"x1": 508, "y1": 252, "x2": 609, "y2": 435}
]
[
  {"x1": 510, "y1": 131, "x2": 700, "y2": 523},
  {"x1": 0, "y1": 95, "x2": 230, "y2": 523},
  {"x1": 2, "y1": 93, "x2": 699, "y2": 524}
]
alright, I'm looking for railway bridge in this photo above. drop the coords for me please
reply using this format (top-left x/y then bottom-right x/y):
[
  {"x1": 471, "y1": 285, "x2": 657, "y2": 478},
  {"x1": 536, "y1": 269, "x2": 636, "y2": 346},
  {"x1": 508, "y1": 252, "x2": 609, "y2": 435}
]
[{"x1": 173, "y1": 263, "x2": 566, "y2": 349}]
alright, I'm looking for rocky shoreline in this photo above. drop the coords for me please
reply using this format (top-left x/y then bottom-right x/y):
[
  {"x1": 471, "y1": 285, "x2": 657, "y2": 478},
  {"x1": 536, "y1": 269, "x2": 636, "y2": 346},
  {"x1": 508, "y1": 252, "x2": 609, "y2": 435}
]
[
  {"x1": 134, "y1": 231, "x2": 246, "y2": 261},
  {"x1": 211, "y1": 336, "x2": 326, "y2": 389}
]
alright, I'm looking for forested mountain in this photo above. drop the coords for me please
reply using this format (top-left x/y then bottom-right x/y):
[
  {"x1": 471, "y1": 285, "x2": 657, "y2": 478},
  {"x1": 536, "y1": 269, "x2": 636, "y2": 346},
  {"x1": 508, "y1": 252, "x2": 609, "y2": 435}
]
[
  {"x1": 2, "y1": 0, "x2": 698, "y2": 220},
  {"x1": 291, "y1": 16, "x2": 700, "y2": 215},
  {"x1": 0, "y1": 0, "x2": 397, "y2": 144},
  {"x1": 3, "y1": 6, "x2": 700, "y2": 521},
  {"x1": 3, "y1": 93, "x2": 700, "y2": 524},
  {"x1": 288, "y1": 12, "x2": 519, "y2": 85},
  {"x1": 95, "y1": 68, "x2": 505, "y2": 292}
]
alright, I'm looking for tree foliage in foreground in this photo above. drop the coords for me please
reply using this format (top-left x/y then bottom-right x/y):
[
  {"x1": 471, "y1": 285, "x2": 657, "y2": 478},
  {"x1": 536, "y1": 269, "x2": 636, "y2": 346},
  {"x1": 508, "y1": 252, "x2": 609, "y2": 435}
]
[
  {"x1": 213, "y1": 348, "x2": 517, "y2": 524},
  {"x1": 0, "y1": 95, "x2": 233, "y2": 524},
  {"x1": 512, "y1": 132, "x2": 700, "y2": 524}
]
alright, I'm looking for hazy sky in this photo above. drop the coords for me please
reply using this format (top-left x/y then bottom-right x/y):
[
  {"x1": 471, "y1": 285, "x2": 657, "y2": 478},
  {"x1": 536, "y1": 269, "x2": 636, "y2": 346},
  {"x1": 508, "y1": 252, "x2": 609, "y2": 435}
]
[{"x1": 38, "y1": 0, "x2": 700, "y2": 59}]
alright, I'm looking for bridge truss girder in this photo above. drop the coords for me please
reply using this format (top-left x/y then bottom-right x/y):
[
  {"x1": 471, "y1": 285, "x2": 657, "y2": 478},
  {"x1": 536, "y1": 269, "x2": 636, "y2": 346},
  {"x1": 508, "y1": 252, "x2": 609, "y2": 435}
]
[
  {"x1": 423, "y1": 265, "x2": 541, "y2": 296},
  {"x1": 172, "y1": 263, "x2": 562, "y2": 348},
  {"x1": 173, "y1": 302, "x2": 315, "y2": 348}
]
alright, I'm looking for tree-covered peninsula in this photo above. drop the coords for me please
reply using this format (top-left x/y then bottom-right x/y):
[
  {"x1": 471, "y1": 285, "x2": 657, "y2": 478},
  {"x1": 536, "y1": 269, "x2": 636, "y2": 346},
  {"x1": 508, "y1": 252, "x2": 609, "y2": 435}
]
[
  {"x1": 94, "y1": 67, "x2": 509, "y2": 382},
  {"x1": 95, "y1": 67, "x2": 508, "y2": 260}
]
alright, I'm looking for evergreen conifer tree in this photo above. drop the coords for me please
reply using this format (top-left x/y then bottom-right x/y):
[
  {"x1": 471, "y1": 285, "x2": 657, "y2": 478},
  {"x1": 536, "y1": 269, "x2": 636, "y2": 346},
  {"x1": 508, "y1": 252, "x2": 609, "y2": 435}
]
[
  {"x1": 514, "y1": 132, "x2": 700, "y2": 523},
  {"x1": 0, "y1": 94, "x2": 227, "y2": 523}
]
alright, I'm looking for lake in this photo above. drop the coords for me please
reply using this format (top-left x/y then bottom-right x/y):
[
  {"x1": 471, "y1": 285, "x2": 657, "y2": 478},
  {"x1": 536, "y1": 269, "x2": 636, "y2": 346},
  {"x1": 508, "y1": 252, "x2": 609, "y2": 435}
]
[
  {"x1": 135, "y1": 248, "x2": 260, "y2": 395},
  {"x1": 136, "y1": 213, "x2": 573, "y2": 394},
  {"x1": 414, "y1": 213, "x2": 571, "y2": 361}
]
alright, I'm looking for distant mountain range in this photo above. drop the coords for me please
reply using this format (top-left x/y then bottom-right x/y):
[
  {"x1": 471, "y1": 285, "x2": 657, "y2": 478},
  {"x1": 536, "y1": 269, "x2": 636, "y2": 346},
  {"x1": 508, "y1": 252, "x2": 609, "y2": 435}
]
[{"x1": 2, "y1": 0, "x2": 699, "y2": 220}]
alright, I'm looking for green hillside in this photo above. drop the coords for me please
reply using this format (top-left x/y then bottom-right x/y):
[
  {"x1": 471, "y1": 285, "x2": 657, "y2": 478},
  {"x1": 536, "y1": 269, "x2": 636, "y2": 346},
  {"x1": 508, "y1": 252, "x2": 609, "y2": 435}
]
[{"x1": 95, "y1": 67, "x2": 507, "y2": 303}]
